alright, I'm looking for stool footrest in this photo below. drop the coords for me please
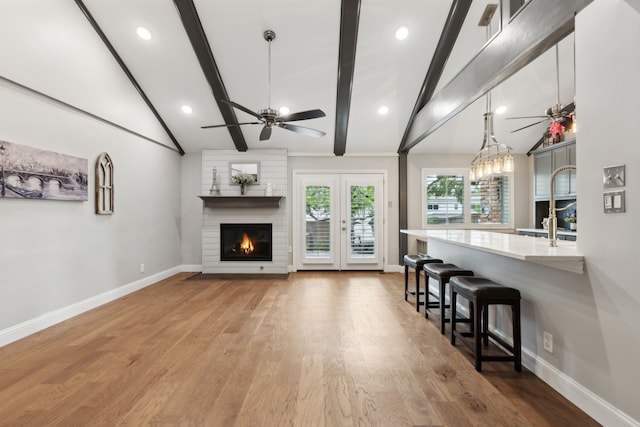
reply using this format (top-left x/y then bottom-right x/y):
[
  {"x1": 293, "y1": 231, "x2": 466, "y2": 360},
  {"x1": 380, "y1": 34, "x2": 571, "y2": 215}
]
[{"x1": 486, "y1": 331, "x2": 514, "y2": 353}]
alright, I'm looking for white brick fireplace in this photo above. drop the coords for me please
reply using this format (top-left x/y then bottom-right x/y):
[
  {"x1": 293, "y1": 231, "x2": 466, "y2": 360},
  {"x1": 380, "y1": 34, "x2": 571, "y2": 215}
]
[{"x1": 200, "y1": 149, "x2": 288, "y2": 274}]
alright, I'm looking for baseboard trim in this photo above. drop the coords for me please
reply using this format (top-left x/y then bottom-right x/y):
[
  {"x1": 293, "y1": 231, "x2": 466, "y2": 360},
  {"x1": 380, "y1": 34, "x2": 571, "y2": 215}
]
[
  {"x1": 489, "y1": 328, "x2": 638, "y2": 427},
  {"x1": 0, "y1": 266, "x2": 182, "y2": 348},
  {"x1": 181, "y1": 264, "x2": 203, "y2": 272},
  {"x1": 522, "y1": 349, "x2": 639, "y2": 427},
  {"x1": 385, "y1": 264, "x2": 404, "y2": 273}
]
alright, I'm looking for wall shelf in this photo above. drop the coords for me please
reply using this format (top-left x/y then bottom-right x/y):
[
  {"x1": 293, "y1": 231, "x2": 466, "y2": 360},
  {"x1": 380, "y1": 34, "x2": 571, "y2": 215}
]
[{"x1": 198, "y1": 195, "x2": 284, "y2": 208}]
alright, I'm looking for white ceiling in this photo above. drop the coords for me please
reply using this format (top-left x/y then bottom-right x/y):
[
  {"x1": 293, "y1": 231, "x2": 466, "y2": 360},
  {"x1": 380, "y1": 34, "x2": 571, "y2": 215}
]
[{"x1": 0, "y1": 0, "x2": 576, "y2": 156}]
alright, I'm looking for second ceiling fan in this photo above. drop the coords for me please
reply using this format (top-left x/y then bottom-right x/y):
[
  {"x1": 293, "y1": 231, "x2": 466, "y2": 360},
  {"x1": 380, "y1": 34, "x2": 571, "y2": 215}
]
[
  {"x1": 202, "y1": 30, "x2": 326, "y2": 141},
  {"x1": 507, "y1": 44, "x2": 575, "y2": 134}
]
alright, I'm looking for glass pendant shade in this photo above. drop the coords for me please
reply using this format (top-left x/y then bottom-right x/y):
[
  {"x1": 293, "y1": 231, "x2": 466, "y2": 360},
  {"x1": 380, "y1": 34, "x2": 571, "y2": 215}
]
[
  {"x1": 493, "y1": 157, "x2": 503, "y2": 173},
  {"x1": 484, "y1": 160, "x2": 493, "y2": 175},
  {"x1": 503, "y1": 153, "x2": 514, "y2": 172}
]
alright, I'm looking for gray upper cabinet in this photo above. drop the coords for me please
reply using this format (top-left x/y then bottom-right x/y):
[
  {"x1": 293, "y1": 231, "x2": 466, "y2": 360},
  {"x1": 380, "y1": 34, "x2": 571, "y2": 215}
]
[
  {"x1": 534, "y1": 150, "x2": 552, "y2": 199},
  {"x1": 534, "y1": 139, "x2": 576, "y2": 200}
]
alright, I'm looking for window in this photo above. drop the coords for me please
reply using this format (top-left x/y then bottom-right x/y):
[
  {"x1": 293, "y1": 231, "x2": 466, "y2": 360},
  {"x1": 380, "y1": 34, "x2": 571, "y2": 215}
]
[
  {"x1": 96, "y1": 152, "x2": 113, "y2": 214},
  {"x1": 422, "y1": 168, "x2": 512, "y2": 228}
]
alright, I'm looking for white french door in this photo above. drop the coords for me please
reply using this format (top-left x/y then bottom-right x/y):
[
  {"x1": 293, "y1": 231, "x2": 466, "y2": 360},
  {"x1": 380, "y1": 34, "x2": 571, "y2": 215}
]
[{"x1": 295, "y1": 173, "x2": 384, "y2": 271}]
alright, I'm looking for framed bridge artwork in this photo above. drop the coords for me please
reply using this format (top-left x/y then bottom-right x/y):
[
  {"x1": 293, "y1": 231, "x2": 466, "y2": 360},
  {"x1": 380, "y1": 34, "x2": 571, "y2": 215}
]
[{"x1": 0, "y1": 140, "x2": 88, "y2": 201}]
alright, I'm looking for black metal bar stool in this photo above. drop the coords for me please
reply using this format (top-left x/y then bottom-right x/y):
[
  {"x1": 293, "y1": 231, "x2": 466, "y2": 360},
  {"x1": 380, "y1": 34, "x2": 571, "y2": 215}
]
[
  {"x1": 403, "y1": 254, "x2": 443, "y2": 312},
  {"x1": 423, "y1": 263, "x2": 474, "y2": 334},
  {"x1": 449, "y1": 276, "x2": 522, "y2": 372}
]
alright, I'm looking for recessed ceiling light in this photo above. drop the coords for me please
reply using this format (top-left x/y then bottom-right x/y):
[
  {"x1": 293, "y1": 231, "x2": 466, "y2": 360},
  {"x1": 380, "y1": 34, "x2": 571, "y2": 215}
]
[
  {"x1": 137, "y1": 27, "x2": 152, "y2": 41},
  {"x1": 495, "y1": 105, "x2": 507, "y2": 114},
  {"x1": 395, "y1": 26, "x2": 409, "y2": 40},
  {"x1": 181, "y1": 105, "x2": 193, "y2": 114},
  {"x1": 279, "y1": 106, "x2": 290, "y2": 115},
  {"x1": 378, "y1": 105, "x2": 389, "y2": 115}
]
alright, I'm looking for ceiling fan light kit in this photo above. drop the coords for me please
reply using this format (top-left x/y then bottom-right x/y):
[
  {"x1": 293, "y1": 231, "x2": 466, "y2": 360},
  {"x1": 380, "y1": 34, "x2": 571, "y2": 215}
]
[{"x1": 200, "y1": 29, "x2": 326, "y2": 141}]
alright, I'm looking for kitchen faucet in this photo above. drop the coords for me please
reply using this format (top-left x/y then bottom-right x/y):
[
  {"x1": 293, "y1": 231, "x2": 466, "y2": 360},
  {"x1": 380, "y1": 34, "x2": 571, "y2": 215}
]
[{"x1": 548, "y1": 165, "x2": 577, "y2": 247}]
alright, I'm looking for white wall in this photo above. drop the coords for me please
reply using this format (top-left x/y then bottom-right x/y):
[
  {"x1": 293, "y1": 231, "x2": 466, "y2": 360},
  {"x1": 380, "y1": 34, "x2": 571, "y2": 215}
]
[
  {"x1": 0, "y1": 78, "x2": 182, "y2": 340},
  {"x1": 574, "y1": 0, "x2": 640, "y2": 423}
]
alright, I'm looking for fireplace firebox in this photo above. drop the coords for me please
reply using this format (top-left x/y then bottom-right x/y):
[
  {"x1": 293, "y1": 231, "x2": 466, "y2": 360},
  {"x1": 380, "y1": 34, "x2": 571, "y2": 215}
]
[{"x1": 220, "y1": 223, "x2": 272, "y2": 261}]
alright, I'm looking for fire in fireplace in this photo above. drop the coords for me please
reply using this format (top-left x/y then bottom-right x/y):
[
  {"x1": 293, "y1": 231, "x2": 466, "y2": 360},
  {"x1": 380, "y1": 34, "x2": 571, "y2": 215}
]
[{"x1": 220, "y1": 223, "x2": 272, "y2": 261}]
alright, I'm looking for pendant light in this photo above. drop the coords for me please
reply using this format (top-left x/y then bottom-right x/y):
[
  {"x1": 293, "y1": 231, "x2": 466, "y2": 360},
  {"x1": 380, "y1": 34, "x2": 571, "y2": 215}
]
[{"x1": 469, "y1": 6, "x2": 514, "y2": 181}]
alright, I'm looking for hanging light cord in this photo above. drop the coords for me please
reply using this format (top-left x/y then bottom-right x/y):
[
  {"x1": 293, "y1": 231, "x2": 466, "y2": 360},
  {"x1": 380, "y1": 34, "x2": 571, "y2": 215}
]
[{"x1": 267, "y1": 36, "x2": 272, "y2": 109}]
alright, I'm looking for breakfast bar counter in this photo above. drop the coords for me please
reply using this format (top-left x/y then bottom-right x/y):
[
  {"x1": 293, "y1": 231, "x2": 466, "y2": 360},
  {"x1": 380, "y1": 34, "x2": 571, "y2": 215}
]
[{"x1": 401, "y1": 229, "x2": 584, "y2": 274}]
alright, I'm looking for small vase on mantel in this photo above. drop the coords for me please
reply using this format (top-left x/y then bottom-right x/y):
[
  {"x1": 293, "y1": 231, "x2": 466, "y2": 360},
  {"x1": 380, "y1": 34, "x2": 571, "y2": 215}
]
[{"x1": 240, "y1": 184, "x2": 246, "y2": 195}]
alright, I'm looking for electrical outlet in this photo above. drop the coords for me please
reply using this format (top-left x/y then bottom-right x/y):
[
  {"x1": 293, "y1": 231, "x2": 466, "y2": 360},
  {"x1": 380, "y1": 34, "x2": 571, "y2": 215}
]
[
  {"x1": 543, "y1": 331, "x2": 553, "y2": 353},
  {"x1": 140, "y1": 263, "x2": 145, "y2": 273}
]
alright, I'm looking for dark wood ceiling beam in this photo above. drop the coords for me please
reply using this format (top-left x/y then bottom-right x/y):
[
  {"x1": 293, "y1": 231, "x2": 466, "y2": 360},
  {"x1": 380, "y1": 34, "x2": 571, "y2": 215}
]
[
  {"x1": 397, "y1": 0, "x2": 472, "y2": 154},
  {"x1": 75, "y1": 0, "x2": 185, "y2": 155},
  {"x1": 402, "y1": 0, "x2": 592, "y2": 152},
  {"x1": 333, "y1": 0, "x2": 361, "y2": 156},
  {"x1": 173, "y1": 0, "x2": 248, "y2": 152}
]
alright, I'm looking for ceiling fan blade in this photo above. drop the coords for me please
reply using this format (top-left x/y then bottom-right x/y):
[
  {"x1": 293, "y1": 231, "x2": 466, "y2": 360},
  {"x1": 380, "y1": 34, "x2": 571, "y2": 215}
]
[
  {"x1": 279, "y1": 123, "x2": 326, "y2": 138},
  {"x1": 201, "y1": 121, "x2": 261, "y2": 129},
  {"x1": 276, "y1": 109, "x2": 326, "y2": 122},
  {"x1": 561, "y1": 102, "x2": 575, "y2": 114},
  {"x1": 221, "y1": 99, "x2": 262, "y2": 119},
  {"x1": 510, "y1": 119, "x2": 548, "y2": 133},
  {"x1": 259, "y1": 125, "x2": 272, "y2": 141},
  {"x1": 506, "y1": 115, "x2": 549, "y2": 120}
]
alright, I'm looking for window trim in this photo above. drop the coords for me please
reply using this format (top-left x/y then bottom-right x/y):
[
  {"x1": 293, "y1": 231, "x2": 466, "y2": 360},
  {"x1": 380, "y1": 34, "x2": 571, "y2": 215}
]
[{"x1": 421, "y1": 167, "x2": 514, "y2": 230}]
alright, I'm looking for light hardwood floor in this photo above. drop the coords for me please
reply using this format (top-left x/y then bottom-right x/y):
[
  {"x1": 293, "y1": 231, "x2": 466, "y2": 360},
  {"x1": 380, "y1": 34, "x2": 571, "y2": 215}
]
[{"x1": 0, "y1": 272, "x2": 600, "y2": 426}]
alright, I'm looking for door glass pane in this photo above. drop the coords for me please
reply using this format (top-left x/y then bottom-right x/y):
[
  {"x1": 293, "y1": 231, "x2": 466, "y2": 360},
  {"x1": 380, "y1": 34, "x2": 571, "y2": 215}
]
[
  {"x1": 305, "y1": 185, "x2": 331, "y2": 259},
  {"x1": 350, "y1": 185, "x2": 375, "y2": 258}
]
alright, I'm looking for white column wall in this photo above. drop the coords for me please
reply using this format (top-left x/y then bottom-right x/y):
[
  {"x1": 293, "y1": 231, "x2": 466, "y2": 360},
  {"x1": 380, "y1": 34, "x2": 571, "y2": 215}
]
[{"x1": 574, "y1": 0, "x2": 640, "y2": 423}]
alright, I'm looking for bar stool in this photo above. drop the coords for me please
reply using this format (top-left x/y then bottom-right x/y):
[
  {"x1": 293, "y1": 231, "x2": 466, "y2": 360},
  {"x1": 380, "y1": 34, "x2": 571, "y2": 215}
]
[
  {"x1": 449, "y1": 276, "x2": 521, "y2": 372},
  {"x1": 403, "y1": 254, "x2": 443, "y2": 312},
  {"x1": 423, "y1": 263, "x2": 474, "y2": 334}
]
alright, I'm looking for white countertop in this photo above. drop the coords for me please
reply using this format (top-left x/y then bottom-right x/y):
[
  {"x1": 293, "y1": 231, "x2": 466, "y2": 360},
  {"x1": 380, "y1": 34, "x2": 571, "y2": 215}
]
[{"x1": 401, "y1": 229, "x2": 584, "y2": 274}]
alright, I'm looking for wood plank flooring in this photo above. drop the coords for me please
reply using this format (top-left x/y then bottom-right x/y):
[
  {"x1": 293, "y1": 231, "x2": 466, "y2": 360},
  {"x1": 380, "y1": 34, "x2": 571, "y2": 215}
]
[{"x1": 0, "y1": 272, "x2": 600, "y2": 426}]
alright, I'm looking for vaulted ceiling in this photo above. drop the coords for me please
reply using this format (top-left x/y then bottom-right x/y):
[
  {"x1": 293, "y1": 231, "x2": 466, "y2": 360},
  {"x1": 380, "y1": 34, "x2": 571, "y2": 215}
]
[{"x1": 0, "y1": 0, "x2": 581, "y2": 157}]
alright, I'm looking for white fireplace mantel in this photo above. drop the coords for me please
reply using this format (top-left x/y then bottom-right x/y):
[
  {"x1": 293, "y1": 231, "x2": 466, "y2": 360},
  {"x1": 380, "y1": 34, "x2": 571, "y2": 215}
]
[{"x1": 198, "y1": 195, "x2": 284, "y2": 208}]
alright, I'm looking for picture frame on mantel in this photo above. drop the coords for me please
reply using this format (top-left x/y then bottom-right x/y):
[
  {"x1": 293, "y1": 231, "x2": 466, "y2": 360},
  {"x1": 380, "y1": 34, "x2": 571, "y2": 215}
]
[{"x1": 230, "y1": 162, "x2": 259, "y2": 184}]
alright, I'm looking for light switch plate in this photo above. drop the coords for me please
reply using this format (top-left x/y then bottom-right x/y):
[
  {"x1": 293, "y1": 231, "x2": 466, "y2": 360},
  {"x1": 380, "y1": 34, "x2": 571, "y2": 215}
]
[
  {"x1": 604, "y1": 190, "x2": 625, "y2": 213},
  {"x1": 603, "y1": 165, "x2": 625, "y2": 188}
]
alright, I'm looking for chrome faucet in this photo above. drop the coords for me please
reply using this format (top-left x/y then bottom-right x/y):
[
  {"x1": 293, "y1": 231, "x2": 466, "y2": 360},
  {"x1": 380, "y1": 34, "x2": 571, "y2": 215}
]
[{"x1": 548, "y1": 165, "x2": 577, "y2": 247}]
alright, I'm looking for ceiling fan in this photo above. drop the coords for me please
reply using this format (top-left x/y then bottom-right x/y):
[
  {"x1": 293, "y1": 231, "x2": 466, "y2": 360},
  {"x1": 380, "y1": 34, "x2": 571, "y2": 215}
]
[
  {"x1": 201, "y1": 30, "x2": 326, "y2": 141},
  {"x1": 506, "y1": 44, "x2": 575, "y2": 133}
]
